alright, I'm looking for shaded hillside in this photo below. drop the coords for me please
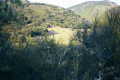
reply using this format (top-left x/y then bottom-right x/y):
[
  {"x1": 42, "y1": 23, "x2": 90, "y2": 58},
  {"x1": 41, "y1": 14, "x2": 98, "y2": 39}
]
[{"x1": 69, "y1": 1, "x2": 117, "y2": 21}]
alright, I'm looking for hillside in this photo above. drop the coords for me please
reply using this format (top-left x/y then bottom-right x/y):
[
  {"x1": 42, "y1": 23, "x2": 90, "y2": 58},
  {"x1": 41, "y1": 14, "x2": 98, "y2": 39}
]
[
  {"x1": 3, "y1": 3, "x2": 87, "y2": 47},
  {"x1": 47, "y1": 26, "x2": 77, "y2": 45},
  {"x1": 1, "y1": 0, "x2": 120, "y2": 80},
  {"x1": 23, "y1": 3, "x2": 83, "y2": 28},
  {"x1": 69, "y1": 1, "x2": 117, "y2": 21}
]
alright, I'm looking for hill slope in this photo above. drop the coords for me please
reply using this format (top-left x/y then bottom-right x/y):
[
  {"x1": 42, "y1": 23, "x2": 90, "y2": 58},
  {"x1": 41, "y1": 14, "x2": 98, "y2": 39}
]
[
  {"x1": 7, "y1": 3, "x2": 85, "y2": 47},
  {"x1": 23, "y1": 3, "x2": 83, "y2": 28},
  {"x1": 47, "y1": 26, "x2": 76, "y2": 45},
  {"x1": 69, "y1": 1, "x2": 117, "y2": 21}
]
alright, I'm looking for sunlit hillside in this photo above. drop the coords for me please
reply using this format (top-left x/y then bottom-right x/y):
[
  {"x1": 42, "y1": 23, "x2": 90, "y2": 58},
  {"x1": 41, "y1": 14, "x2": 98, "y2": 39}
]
[
  {"x1": 23, "y1": 3, "x2": 83, "y2": 28},
  {"x1": 47, "y1": 26, "x2": 77, "y2": 45},
  {"x1": 3, "y1": 2, "x2": 85, "y2": 47},
  {"x1": 69, "y1": 1, "x2": 117, "y2": 21}
]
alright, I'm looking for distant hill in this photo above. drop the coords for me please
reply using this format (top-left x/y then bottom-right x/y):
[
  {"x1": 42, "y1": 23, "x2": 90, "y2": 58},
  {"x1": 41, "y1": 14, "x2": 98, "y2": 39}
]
[
  {"x1": 68, "y1": 1, "x2": 117, "y2": 21},
  {"x1": 23, "y1": 3, "x2": 83, "y2": 29}
]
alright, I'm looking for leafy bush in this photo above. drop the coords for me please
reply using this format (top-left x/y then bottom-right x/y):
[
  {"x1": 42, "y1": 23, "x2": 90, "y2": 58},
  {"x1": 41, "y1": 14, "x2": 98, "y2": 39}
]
[{"x1": 83, "y1": 6, "x2": 120, "y2": 79}]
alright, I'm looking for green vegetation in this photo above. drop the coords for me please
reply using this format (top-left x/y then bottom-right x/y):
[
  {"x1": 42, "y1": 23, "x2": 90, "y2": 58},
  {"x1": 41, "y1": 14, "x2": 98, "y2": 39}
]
[
  {"x1": 0, "y1": 0, "x2": 120, "y2": 80},
  {"x1": 83, "y1": 6, "x2": 120, "y2": 79},
  {"x1": 23, "y1": 3, "x2": 83, "y2": 28}
]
